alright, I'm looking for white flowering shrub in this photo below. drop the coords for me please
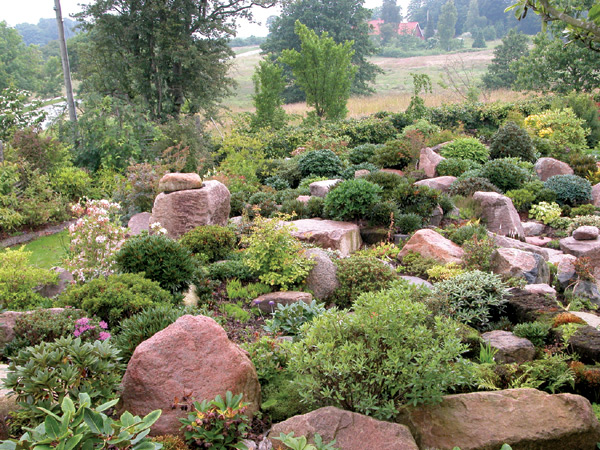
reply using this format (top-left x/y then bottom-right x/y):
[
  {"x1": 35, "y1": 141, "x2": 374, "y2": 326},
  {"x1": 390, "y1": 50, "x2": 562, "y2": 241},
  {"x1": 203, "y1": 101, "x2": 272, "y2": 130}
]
[{"x1": 65, "y1": 199, "x2": 127, "y2": 282}]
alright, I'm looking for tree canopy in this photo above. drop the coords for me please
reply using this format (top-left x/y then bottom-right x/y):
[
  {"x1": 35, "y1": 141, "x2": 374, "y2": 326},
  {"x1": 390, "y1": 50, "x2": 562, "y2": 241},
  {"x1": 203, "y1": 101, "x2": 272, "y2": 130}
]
[
  {"x1": 261, "y1": 0, "x2": 380, "y2": 103},
  {"x1": 76, "y1": 0, "x2": 276, "y2": 121}
]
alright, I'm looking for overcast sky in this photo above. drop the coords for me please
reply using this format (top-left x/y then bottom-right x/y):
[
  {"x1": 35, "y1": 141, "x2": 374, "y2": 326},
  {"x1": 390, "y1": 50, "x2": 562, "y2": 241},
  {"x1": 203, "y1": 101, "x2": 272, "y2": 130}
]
[{"x1": 1, "y1": 0, "x2": 410, "y2": 38}]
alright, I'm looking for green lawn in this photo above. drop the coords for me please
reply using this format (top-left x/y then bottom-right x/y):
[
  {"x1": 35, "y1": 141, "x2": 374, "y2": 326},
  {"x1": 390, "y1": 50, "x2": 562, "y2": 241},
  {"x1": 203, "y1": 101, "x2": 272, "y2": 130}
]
[{"x1": 7, "y1": 231, "x2": 71, "y2": 269}]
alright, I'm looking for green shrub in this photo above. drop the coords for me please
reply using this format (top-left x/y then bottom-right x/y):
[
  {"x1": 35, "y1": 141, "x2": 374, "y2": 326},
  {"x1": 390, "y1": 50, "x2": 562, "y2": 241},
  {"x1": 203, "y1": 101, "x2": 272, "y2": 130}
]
[
  {"x1": 479, "y1": 158, "x2": 533, "y2": 192},
  {"x1": 448, "y1": 177, "x2": 501, "y2": 197},
  {"x1": 363, "y1": 170, "x2": 405, "y2": 198},
  {"x1": 440, "y1": 137, "x2": 489, "y2": 163},
  {"x1": 3, "y1": 308, "x2": 93, "y2": 358},
  {"x1": 544, "y1": 174, "x2": 592, "y2": 206},
  {"x1": 2, "y1": 394, "x2": 161, "y2": 450},
  {"x1": 370, "y1": 139, "x2": 415, "y2": 169},
  {"x1": 462, "y1": 235, "x2": 497, "y2": 272},
  {"x1": 242, "y1": 215, "x2": 314, "y2": 290},
  {"x1": 489, "y1": 122, "x2": 536, "y2": 162},
  {"x1": 264, "y1": 175, "x2": 291, "y2": 191},
  {"x1": 289, "y1": 281, "x2": 469, "y2": 419},
  {"x1": 307, "y1": 196, "x2": 324, "y2": 218},
  {"x1": 331, "y1": 255, "x2": 398, "y2": 309},
  {"x1": 179, "y1": 225, "x2": 237, "y2": 263},
  {"x1": 323, "y1": 179, "x2": 382, "y2": 221},
  {"x1": 264, "y1": 300, "x2": 327, "y2": 339},
  {"x1": 506, "y1": 188, "x2": 537, "y2": 212},
  {"x1": 115, "y1": 233, "x2": 198, "y2": 294},
  {"x1": 430, "y1": 270, "x2": 509, "y2": 330},
  {"x1": 524, "y1": 108, "x2": 589, "y2": 154},
  {"x1": 298, "y1": 149, "x2": 343, "y2": 178},
  {"x1": 391, "y1": 181, "x2": 440, "y2": 219},
  {"x1": 339, "y1": 163, "x2": 379, "y2": 180},
  {"x1": 529, "y1": 201, "x2": 563, "y2": 225},
  {"x1": 348, "y1": 143, "x2": 382, "y2": 165},
  {"x1": 207, "y1": 258, "x2": 257, "y2": 282},
  {"x1": 368, "y1": 200, "x2": 400, "y2": 227},
  {"x1": 4, "y1": 336, "x2": 122, "y2": 429},
  {"x1": 569, "y1": 204, "x2": 598, "y2": 217},
  {"x1": 401, "y1": 119, "x2": 441, "y2": 138},
  {"x1": 113, "y1": 305, "x2": 199, "y2": 363},
  {"x1": 0, "y1": 247, "x2": 57, "y2": 311},
  {"x1": 442, "y1": 223, "x2": 488, "y2": 245},
  {"x1": 396, "y1": 212, "x2": 423, "y2": 234},
  {"x1": 245, "y1": 191, "x2": 278, "y2": 218},
  {"x1": 436, "y1": 158, "x2": 482, "y2": 177},
  {"x1": 513, "y1": 321, "x2": 551, "y2": 347},
  {"x1": 226, "y1": 278, "x2": 272, "y2": 300},
  {"x1": 57, "y1": 273, "x2": 174, "y2": 325},
  {"x1": 565, "y1": 152, "x2": 598, "y2": 178},
  {"x1": 398, "y1": 251, "x2": 438, "y2": 278},
  {"x1": 51, "y1": 165, "x2": 94, "y2": 200},
  {"x1": 280, "y1": 198, "x2": 310, "y2": 219}
]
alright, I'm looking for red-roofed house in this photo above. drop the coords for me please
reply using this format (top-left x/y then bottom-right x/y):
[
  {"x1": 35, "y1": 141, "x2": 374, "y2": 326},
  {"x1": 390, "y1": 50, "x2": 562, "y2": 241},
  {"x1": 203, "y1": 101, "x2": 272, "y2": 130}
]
[{"x1": 368, "y1": 20, "x2": 425, "y2": 40}]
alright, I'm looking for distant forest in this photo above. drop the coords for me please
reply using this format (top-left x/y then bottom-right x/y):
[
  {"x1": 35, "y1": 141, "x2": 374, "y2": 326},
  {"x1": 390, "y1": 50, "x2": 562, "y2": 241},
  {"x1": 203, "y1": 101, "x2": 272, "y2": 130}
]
[{"x1": 15, "y1": 18, "x2": 80, "y2": 46}]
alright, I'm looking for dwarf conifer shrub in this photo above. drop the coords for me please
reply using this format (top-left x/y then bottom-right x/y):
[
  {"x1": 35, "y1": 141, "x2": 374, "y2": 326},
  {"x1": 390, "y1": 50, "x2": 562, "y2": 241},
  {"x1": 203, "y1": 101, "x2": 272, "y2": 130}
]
[
  {"x1": 298, "y1": 149, "x2": 343, "y2": 178},
  {"x1": 348, "y1": 143, "x2": 381, "y2": 165},
  {"x1": 430, "y1": 270, "x2": 509, "y2": 330},
  {"x1": 391, "y1": 181, "x2": 440, "y2": 219},
  {"x1": 513, "y1": 321, "x2": 551, "y2": 347},
  {"x1": 489, "y1": 122, "x2": 536, "y2": 162},
  {"x1": 363, "y1": 170, "x2": 405, "y2": 199},
  {"x1": 57, "y1": 273, "x2": 174, "y2": 325},
  {"x1": 115, "y1": 233, "x2": 198, "y2": 294},
  {"x1": 479, "y1": 158, "x2": 532, "y2": 192},
  {"x1": 180, "y1": 225, "x2": 237, "y2": 263},
  {"x1": 289, "y1": 281, "x2": 469, "y2": 419},
  {"x1": 370, "y1": 139, "x2": 415, "y2": 169},
  {"x1": 323, "y1": 179, "x2": 382, "y2": 222},
  {"x1": 395, "y1": 213, "x2": 423, "y2": 234},
  {"x1": 436, "y1": 158, "x2": 482, "y2": 177},
  {"x1": 448, "y1": 177, "x2": 501, "y2": 197},
  {"x1": 544, "y1": 174, "x2": 592, "y2": 206},
  {"x1": 440, "y1": 137, "x2": 489, "y2": 163},
  {"x1": 565, "y1": 152, "x2": 598, "y2": 178},
  {"x1": 368, "y1": 200, "x2": 400, "y2": 227},
  {"x1": 331, "y1": 255, "x2": 398, "y2": 309}
]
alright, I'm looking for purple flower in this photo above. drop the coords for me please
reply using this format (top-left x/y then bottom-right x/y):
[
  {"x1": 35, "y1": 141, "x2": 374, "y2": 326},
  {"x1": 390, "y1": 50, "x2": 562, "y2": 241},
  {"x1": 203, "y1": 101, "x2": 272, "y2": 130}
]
[
  {"x1": 74, "y1": 329, "x2": 81, "y2": 337},
  {"x1": 99, "y1": 321, "x2": 108, "y2": 329},
  {"x1": 268, "y1": 301, "x2": 275, "y2": 305},
  {"x1": 76, "y1": 317, "x2": 90, "y2": 326},
  {"x1": 99, "y1": 332, "x2": 111, "y2": 341}
]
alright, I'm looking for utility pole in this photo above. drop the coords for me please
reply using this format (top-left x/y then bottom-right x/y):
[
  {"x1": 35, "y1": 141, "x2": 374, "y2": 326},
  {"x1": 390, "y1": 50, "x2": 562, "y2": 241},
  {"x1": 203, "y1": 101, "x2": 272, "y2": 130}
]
[{"x1": 54, "y1": 0, "x2": 77, "y2": 124}]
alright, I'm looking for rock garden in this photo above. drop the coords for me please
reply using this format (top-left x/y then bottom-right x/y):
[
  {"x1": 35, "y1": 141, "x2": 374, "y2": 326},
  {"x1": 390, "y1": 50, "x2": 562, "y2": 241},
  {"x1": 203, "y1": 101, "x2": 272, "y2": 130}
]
[{"x1": 3, "y1": 97, "x2": 600, "y2": 450}]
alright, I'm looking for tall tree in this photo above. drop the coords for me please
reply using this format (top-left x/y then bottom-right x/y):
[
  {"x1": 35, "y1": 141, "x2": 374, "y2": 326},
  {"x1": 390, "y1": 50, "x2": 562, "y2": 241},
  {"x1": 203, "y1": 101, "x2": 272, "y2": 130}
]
[
  {"x1": 261, "y1": 0, "x2": 380, "y2": 103},
  {"x1": 482, "y1": 28, "x2": 529, "y2": 89},
  {"x1": 382, "y1": 0, "x2": 402, "y2": 25},
  {"x1": 0, "y1": 22, "x2": 41, "y2": 92},
  {"x1": 77, "y1": 0, "x2": 276, "y2": 121},
  {"x1": 464, "y1": 0, "x2": 487, "y2": 32},
  {"x1": 437, "y1": 0, "x2": 458, "y2": 49},
  {"x1": 279, "y1": 21, "x2": 356, "y2": 120},
  {"x1": 251, "y1": 58, "x2": 286, "y2": 129}
]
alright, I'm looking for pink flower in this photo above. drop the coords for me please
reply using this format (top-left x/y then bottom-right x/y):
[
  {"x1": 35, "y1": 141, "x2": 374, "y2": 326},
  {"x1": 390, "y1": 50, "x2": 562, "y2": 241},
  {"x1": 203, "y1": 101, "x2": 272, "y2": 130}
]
[
  {"x1": 99, "y1": 332, "x2": 111, "y2": 341},
  {"x1": 99, "y1": 321, "x2": 108, "y2": 329},
  {"x1": 76, "y1": 317, "x2": 90, "y2": 326}
]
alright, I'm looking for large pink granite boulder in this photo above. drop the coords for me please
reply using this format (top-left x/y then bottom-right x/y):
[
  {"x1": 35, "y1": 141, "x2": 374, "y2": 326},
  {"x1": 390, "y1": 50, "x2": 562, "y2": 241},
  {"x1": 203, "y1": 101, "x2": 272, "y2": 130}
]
[
  {"x1": 151, "y1": 180, "x2": 230, "y2": 238},
  {"x1": 490, "y1": 247, "x2": 550, "y2": 284},
  {"x1": 120, "y1": 315, "x2": 260, "y2": 436},
  {"x1": 398, "y1": 229, "x2": 464, "y2": 264},
  {"x1": 399, "y1": 388, "x2": 600, "y2": 450},
  {"x1": 270, "y1": 407, "x2": 419, "y2": 450},
  {"x1": 418, "y1": 147, "x2": 445, "y2": 178},
  {"x1": 534, "y1": 157, "x2": 574, "y2": 181},
  {"x1": 593, "y1": 183, "x2": 600, "y2": 207},
  {"x1": 158, "y1": 173, "x2": 202, "y2": 192},
  {"x1": 414, "y1": 176, "x2": 456, "y2": 193},
  {"x1": 474, "y1": 192, "x2": 524, "y2": 240}
]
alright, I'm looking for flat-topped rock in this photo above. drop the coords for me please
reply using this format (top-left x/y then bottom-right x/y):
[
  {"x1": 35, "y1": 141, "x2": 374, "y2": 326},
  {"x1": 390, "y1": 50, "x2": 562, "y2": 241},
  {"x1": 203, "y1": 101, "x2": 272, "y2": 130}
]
[
  {"x1": 398, "y1": 229, "x2": 464, "y2": 264},
  {"x1": 573, "y1": 226, "x2": 600, "y2": 241},
  {"x1": 505, "y1": 289, "x2": 561, "y2": 323},
  {"x1": 560, "y1": 236, "x2": 600, "y2": 278},
  {"x1": 475, "y1": 192, "x2": 524, "y2": 240},
  {"x1": 414, "y1": 176, "x2": 456, "y2": 193},
  {"x1": 289, "y1": 219, "x2": 362, "y2": 256},
  {"x1": 491, "y1": 247, "x2": 549, "y2": 285},
  {"x1": 253, "y1": 291, "x2": 313, "y2": 314},
  {"x1": 572, "y1": 311, "x2": 600, "y2": 329},
  {"x1": 534, "y1": 157, "x2": 574, "y2": 181},
  {"x1": 151, "y1": 180, "x2": 230, "y2": 238},
  {"x1": 481, "y1": 330, "x2": 536, "y2": 364},
  {"x1": 271, "y1": 407, "x2": 419, "y2": 450},
  {"x1": 522, "y1": 221, "x2": 546, "y2": 237},
  {"x1": 491, "y1": 233, "x2": 550, "y2": 260},
  {"x1": 399, "y1": 389, "x2": 600, "y2": 450},
  {"x1": 418, "y1": 146, "x2": 445, "y2": 178},
  {"x1": 309, "y1": 179, "x2": 342, "y2": 198},
  {"x1": 158, "y1": 173, "x2": 202, "y2": 192},
  {"x1": 525, "y1": 236, "x2": 552, "y2": 247},
  {"x1": 523, "y1": 283, "x2": 557, "y2": 297}
]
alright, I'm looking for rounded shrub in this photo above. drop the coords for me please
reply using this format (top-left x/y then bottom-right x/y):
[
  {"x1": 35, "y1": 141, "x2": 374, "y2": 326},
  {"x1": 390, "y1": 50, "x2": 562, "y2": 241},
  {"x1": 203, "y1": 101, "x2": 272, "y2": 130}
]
[
  {"x1": 289, "y1": 281, "x2": 469, "y2": 419},
  {"x1": 207, "y1": 257, "x2": 257, "y2": 282},
  {"x1": 544, "y1": 174, "x2": 593, "y2": 206},
  {"x1": 370, "y1": 139, "x2": 415, "y2": 169},
  {"x1": 339, "y1": 163, "x2": 379, "y2": 180},
  {"x1": 297, "y1": 149, "x2": 343, "y2": 178},
  {"x1": 363, "y1": 170, "x2": 405, "y2": 199},
  {"x1": 368, "y1": 200, "x2": 401, "y2": 227},
  {"x1": 448, "y1": 177, "x2": 501, "y2": 197},
  {"x1": 565, "y1": 152, "x2": 598, "y2": 178},
  {"x1": 348, "y1": 143, "x2": 382, "y2": 165},
  {"x1": 57, "y1": 273, "x2": 175, "y2": 324},
  {"x1": 264, "y1": 175, "x2": 291, "y2": 191},
  {"x1": 440, "y1": 137, "x2": 489, "y2": 163},
  {"x1": 479, "y1": 158, "x2": 532, "y2": 192},
  {"x1": 391, "y1": 181, "x2": 440, "y2": 219},
  {"x1": 489, "y1": 121, "x2": 536, "y2": 162},
  {"x1": 115, "y1": 233, "x2": 198, "y2": 294},
  {"x1": 331, "y1": 255, "x2": 398, "y2": 309},
  {"x1": 396, "y1": 212, "x2": 423, "y2": 234},
  {"x1": 323, "y1": 179, "x2": 382, "y2": 222},
  {"x1": 179, "y1": 225, "x2": 237, "y2": 263},
  {"x1": 436, "y1": 158, "x2": 482, "y2": 177},
  {"x1": 430, "y1": 270, "x2": 509, "y2": 330}
]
